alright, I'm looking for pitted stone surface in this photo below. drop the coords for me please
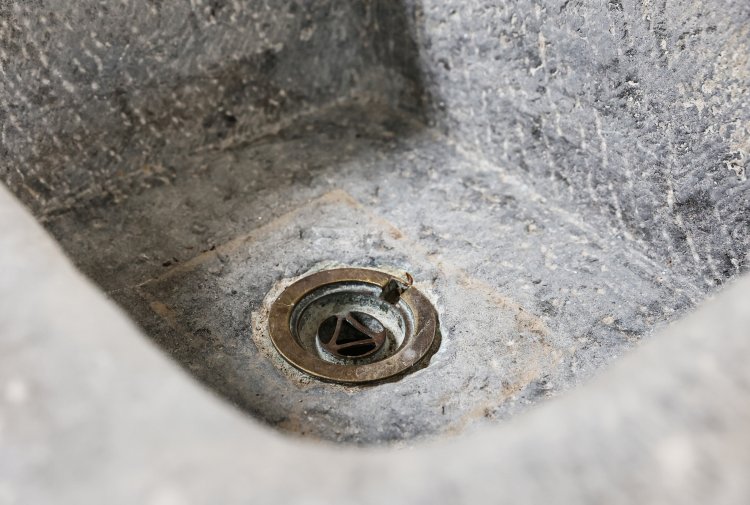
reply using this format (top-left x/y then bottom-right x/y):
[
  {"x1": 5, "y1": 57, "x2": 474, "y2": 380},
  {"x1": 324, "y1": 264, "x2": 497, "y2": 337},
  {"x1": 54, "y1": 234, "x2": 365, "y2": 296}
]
[
  {"x1": 407, "y1": 0, "x2": 750, "y2": 286},
  {"x1": 3, "y1": 0, "x2": 748, "y2": 285},
  {"x1": 1, "y1": 182, "x2": 750, "y2": 504},
  {"x1": 0, "y1": 0, "x2": 424, "y2": 215},
  {"x1": 42, "y1": 106, "x2": 706, "y2": 441},
  {"x1": 0, "y1": 0, "x2": 748, "y2": 481}
]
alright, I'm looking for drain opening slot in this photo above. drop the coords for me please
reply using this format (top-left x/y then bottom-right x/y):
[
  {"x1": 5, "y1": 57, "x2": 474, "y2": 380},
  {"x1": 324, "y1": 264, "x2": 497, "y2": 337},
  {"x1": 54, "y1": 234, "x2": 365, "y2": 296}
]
[{"x1": 318, "y1": 312, "x2": 386, "y2": 359}]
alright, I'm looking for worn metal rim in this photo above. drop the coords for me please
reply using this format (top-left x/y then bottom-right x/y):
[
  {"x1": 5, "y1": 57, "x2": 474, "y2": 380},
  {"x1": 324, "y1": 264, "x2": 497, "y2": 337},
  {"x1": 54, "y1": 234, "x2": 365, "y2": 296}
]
[{"x1": 268, "y1": 268, "x2": 437, "y2": 383}]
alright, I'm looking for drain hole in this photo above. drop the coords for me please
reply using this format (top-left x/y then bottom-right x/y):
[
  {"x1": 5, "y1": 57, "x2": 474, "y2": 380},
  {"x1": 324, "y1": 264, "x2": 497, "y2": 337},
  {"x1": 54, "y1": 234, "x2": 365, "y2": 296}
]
[
  {"x1": 317, "y1": 316, "x2": 338, "y2": 345},
  {"x1": 318, "y1": 312, "x2": 386, "y2": 359},
  {"x1": 268, "y1": 268, "x2": 439, "y2": 383}
]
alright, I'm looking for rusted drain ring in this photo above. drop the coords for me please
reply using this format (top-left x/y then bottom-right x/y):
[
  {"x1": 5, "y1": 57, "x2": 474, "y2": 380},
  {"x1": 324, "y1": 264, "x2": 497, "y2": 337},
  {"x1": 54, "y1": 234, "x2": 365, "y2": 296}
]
[{"x1": 268, "y1": 268, "x2": 438, "y2": 383}]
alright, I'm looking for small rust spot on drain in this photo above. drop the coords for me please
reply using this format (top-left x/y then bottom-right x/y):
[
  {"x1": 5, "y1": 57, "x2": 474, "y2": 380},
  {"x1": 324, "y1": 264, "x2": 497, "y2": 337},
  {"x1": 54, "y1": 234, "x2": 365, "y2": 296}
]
[{"x1": 381, "y1": 272, "x2": 413, "y2": 304}]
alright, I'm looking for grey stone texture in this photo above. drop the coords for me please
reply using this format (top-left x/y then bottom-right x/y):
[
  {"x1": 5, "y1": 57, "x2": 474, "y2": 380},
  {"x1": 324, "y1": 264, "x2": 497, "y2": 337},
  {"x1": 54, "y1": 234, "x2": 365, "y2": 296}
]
[
  {"x1": 412, "y1": 0, "x2": 750, "y2": 287},
  {"x1": 1, "y1": 0, "x2": 422, "y2": 214},
  {"x1": 1, "y1": 182, "x2": 749, "y2": 503},
  {"x1": 1, "y1": 0, "x2": 749, "y2": 501},
  {"x1": 41, "y1": 104, "x2": 707, "y2": 442}
]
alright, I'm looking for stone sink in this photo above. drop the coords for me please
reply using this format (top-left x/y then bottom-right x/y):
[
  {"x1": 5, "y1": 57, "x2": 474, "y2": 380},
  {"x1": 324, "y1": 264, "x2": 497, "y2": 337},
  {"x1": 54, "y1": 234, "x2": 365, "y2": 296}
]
[{"x1": 1, "y1": 1, "x2": 749, "y2": 503}]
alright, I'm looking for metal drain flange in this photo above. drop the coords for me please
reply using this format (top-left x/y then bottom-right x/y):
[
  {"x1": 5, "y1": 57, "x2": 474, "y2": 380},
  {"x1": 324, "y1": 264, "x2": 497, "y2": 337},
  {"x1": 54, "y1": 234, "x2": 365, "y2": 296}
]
[{"x1": 268, "y1": 268, "x2": 438, "y2": 383}]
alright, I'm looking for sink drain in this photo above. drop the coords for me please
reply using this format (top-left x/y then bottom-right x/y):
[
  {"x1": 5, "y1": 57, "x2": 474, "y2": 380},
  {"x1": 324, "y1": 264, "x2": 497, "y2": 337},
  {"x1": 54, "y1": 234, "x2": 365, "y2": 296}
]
[{"x1": 268, "y1": 268, "x2": 438, "y2": 383}]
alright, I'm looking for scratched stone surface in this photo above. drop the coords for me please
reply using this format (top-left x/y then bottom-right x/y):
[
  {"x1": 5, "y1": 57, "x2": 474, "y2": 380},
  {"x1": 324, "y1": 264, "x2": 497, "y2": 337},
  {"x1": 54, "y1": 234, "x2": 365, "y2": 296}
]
[
  {"x1": 2, "y1": 180, "x2": 750, "y2": 504},
  {"x1": 42, "y1": 103, "x2": 705, "y2": 443},
  {"x1": 1, "y1": 0, "x2": 749, "y2": 446}
]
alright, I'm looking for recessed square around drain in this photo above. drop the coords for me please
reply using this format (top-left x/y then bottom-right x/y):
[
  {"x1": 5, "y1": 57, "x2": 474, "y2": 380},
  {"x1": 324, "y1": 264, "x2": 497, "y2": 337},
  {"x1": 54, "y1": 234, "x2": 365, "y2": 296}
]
[{"x1": 137, "y1": 190, "x2": 559, "y2": 444}]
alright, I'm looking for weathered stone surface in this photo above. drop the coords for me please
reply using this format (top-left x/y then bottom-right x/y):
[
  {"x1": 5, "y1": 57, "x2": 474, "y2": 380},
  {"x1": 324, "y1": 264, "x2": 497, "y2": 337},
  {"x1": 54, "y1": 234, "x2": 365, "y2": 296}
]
[
  {"x1": 408, "y1": 0, "x2": 750, "y2": 286},
  {"x1": 0, "y1": 1, "x2": 423, "y2": 215},
  {"x1": 38, "y1": 102, "x2": 705, "y2": 442},
  {"x1": 0, "y1": 0, "x2": 749, "y2": 500},
  {"x1": 1, "y1": 182, "x2": 749, "y2": 503}
]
